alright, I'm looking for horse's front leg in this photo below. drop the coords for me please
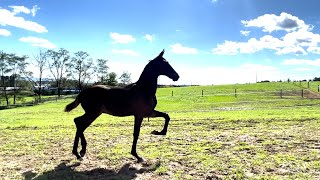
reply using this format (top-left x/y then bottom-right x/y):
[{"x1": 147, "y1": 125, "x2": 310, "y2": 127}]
[
  {"x1": 131, "y1": 116, "x2": 144, "y2": 162},
  {"x1": 148, "y1": 110, "x2": 170, "y2": 135}
]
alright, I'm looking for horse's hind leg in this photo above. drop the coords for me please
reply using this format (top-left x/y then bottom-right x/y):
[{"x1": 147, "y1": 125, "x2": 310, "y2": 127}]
[
  {"x1": 73, "y1": 112, "x2": 101, "y2": 159},
  {"x1": 147, "y1": 110, "x2": 170, "y2": 135},
  {"x1": 73, "y1": 128, "x2": 81, "y2": 159}
]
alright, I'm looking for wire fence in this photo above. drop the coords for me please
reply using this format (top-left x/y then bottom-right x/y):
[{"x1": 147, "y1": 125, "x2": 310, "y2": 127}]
[
  {"x1": 0, "y1": 95, "x2": 76, "y2": 110},
  {"x1": 2, "y1": 82, "x2": 320, "y2": 110},
  {"x1": 167, "y1": 89, "x2": 320, "y2": 99}
]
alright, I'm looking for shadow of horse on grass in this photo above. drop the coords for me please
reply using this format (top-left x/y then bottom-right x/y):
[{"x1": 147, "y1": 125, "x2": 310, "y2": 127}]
[{"x1": 24, "y1": 160, "x2": 160, "y2": 180}]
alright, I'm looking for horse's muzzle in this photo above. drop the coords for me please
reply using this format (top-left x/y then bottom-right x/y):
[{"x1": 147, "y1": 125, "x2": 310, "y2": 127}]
[{"x1": 172, "y1": 74, "x2": 180, "y2": 81}]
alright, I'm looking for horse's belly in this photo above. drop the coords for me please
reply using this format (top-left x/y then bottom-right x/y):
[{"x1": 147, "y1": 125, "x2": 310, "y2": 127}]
[
  {"x1": 102, "y1": 108, "x2": 132, "y2": 117},
  {"x1": 101, "y1": 98, "x2": 152, "y2": 117},
  {"x1": 101, "y1": 102, "x2": 134, "y2": 117}
]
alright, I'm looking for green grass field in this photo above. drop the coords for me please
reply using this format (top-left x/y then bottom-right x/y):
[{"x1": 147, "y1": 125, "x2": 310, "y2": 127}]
[{"x1": 1, "y1": 82, "x2": 320, "y2": 179}]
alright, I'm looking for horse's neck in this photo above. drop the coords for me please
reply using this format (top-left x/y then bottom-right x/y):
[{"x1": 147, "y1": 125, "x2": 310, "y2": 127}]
[{"x1": 136, "y1": 68, "x2": 158, "y2": 96}]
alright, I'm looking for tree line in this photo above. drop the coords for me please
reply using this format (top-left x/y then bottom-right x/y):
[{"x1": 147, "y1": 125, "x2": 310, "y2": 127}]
[{"x1": 0, "y1": 48, "x2": 131, "y2": 107}]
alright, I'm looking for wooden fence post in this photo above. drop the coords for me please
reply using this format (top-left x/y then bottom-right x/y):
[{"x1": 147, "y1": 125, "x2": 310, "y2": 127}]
[
  {"x1": 202, "y1": 90, "x2": 204, "y2": 97},
  {"x1": 235, "y1": 89, "x2": 237, "y2": 98},
  {"x1": 280, "y1": 89, "x2": 283, "y2": 98},
  {"x1": 301, "y1": 89, "x2": 304, "y2": 98},
  {"x1": 318, "y1": 85, "x2": 319, "y2": 92},
  {"x1": 172, "y1": 90, "x2": 173, "y2": 97}
]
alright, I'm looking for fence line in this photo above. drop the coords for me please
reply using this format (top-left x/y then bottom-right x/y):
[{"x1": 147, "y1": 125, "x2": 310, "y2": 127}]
[
  {"x1": 2, "y1": 86, "x2": 320, "y2": 110},
  {"x1": 168, "y1": 89, "x2": 319, "y2": 99},
  {"x1": 174, "y1": 98, "x2": 314, "y2": 105},
  {"x1": 0, "y1": 95, "x2": 76, "y2": 110}
]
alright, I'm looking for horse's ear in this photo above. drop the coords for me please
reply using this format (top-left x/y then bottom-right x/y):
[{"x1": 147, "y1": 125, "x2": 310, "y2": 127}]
[
  {"x1": 159, "y1": 49, "x2": 165, "y2": 57},
  {"x1": 155, "y1": 49, "x2": 165, "y2": 59}
]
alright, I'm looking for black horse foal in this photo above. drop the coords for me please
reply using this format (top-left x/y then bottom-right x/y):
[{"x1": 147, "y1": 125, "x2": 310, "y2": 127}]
[{"x1": 65, "y1": 50, "x2": 179, "y2": 162}]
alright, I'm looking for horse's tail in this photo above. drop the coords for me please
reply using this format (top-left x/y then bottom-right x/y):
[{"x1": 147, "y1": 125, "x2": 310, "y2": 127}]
[{"x1": 65, "y1": 95, "x2": 80, "y2": 112}]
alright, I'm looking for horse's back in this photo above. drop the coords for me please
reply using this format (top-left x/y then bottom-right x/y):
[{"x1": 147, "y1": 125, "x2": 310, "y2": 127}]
[{"x1": 80, "y1": 85, "x2": 130, "y2": 104}]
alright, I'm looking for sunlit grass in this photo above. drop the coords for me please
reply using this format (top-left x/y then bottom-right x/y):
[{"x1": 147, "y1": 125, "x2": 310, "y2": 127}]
[{"x1": 1, "y1": 82, "x2": 320, "y2": 179}]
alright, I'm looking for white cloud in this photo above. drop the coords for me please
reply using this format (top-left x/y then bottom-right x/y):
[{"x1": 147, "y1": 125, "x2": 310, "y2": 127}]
[
  {"x1": 211, "y1": 0, "x2": 218, "y2": 3},
  {"x1": 215, "y1": 30, "x2": 320, "y2": 56},
  {"x1": 212, "y1": 35, "x2": 283, "y2": 55},
  {"x1": 213, "y1": 12, "x2": 320, "y2": 56},
  {"x1": 9, "y1": 5, "x2": 39, "y2": 17},
  {"x1": 110, "y1": 32, "x2": 136, "y2": 44},
  {"x1": 241, "y1": 12, "x2": 310, "y2": 33},
  {"x1": 240, "y1": 30, "x2": 250, "y2": 36},
  {"x1": 31, "y1": 5, "x2": 40, "y2": 17},
  {"x1": 282, "y1": 59, "x2": 320, "y2": 66},
  {"x1": 307, "y1": 46, "x2": 320, "y2": 54},
  {"x1": 19, "y1": 36, "x2": 56, "y2": 49},
  {"x1": 0, "y1": 29, "x2": 11, "y2": 36},
  {"x1": 145, "y1": 34, "x2": 153, "y2": 42},
  {"x1": 9, "y1": 6, "x2": 31, "y2": 14},
  {"x1": 276, "y1": 46, "x2": 306, "y2": 55},
  {"x1": 283, "y1": 29, "x2": 320, "y2": 47},
  {"x1": 111, "y1": 49, "x2": 140, "y2": 56},
  {"x1": 170, "y1": 43, "x2": 198, "y2": 54},
  {"x1": 212, "y1": 41, "x2": 239, "y2": 55},
  {"x1": 0, "y1": 7, "x2": 47, "y2": 33}
]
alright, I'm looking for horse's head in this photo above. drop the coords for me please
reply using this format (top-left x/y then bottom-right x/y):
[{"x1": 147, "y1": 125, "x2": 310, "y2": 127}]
[{"x1": 148, "y1": 50, "x2": 179, "y2": 81}]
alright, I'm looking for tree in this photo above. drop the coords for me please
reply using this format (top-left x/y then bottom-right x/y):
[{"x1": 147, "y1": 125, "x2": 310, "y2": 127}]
[
  {"x1": 0, "y1": 51, "x2": 11, "y2": 106},
  {"x1": 66, "y1": 51, "x2": 95, "y2": 91},
  {"x1": 60, "y1": 78, "x2": 77, "y2": 90},
  {"x1": 31, "y1": 49, "x2": 48, "y2": 102},
  {"x1": 8, "y1": 54, "x2": 29, "y2": 105},
  {"x1": 47, "y1": 48, "x2": 70, "y2": 97},
  {"x1": 106, "y1": 72, "x2": 118, "y2": 86},
  {"x1": 314, "y1": 77, "x2": 320, "y2": 81},
  {"x1": 96, "y1": 58, "x2": 109, "y2": 83},
  {"x1": 119, "y1": 71, "x2": 132, "y2": 85}
]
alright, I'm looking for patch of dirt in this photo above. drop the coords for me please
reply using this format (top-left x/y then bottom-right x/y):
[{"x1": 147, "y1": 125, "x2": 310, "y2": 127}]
[
  {"x1": 302, "y1": 89, "x2": 320, "y2": 99},
  {"x1": 280, "y1": 89, "x2": 320, "y2": 99}
]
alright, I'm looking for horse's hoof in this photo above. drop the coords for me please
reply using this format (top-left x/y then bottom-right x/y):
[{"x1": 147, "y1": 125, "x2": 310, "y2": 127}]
[
  {"x1": 73, "y1": 152, "x2": 82, "y2": 159},
  {"x1": 137, "y1": 157, "x2": 144, "y2": 163},
  {"x1": 80, "y1": 150, "x2": 86, "y2": 157},
  {"x1": 151, "y1": 130, "x2": 166, "y2": 135}
]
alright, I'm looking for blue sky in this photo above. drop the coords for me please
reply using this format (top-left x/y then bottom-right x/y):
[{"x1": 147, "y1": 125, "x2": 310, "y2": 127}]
[{"x1": 1, "y1": 0, "x2": 320, "y2": 85}]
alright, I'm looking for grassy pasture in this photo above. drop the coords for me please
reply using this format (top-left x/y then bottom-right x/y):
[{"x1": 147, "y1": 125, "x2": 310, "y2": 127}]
[{"x1": 1, "y1": 82, "x2": 320, "y2": 179}]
